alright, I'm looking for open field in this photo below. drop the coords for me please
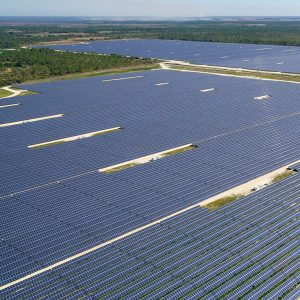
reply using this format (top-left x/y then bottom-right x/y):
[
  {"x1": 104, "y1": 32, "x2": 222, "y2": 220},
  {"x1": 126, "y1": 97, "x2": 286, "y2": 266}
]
[
  {"x1": 0, "y1": 86, "x2": 37, "y2": 99},
  {"x1": 0, "y1": 88, "x2": 13, "y2": 98}
]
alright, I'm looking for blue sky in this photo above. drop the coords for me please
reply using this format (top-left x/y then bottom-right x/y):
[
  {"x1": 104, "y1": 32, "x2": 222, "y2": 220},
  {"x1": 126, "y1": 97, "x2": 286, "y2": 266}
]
[{"x1": 1, "y1": 0, "x2": 300, "y2": 17}]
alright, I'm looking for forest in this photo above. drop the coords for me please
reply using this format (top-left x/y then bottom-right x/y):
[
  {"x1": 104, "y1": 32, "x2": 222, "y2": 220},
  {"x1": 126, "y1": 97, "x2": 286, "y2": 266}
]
[
  {"x1": 0, "y1": 48, "x2": 155, "y2": 86},
  {"x1": 2, "y1": 21, "x2": 300, "y2": 49}
]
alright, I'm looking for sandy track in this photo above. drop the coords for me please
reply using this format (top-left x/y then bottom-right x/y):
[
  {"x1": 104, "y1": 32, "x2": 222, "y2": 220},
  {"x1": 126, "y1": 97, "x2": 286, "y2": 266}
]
[
  {"x1": 0, "y1": 86, "x2": 27, "y2": 99},
  {"x1": 160, "y1": 61, "x2": 300, "y2": 84}
]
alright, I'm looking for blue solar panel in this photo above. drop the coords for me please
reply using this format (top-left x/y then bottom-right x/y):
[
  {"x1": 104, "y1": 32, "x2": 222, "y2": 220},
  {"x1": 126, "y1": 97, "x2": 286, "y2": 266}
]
[
  {"x1": 1, "y1": 69, "x2": 300, "y2": 299},
  {"x1": 2, "y1": 174, "x2": 299, "y2": 298},
  {"x1": 1, "y1": 70, "x2": 300, "y2": 196},
  {"x1": 41, "y1": 39, "x2": 300, "y2": 73}
]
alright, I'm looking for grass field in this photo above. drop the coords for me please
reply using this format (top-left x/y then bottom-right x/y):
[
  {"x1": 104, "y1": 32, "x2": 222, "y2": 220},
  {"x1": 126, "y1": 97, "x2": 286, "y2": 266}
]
[
  {"x1": 271, "y1": 169, "x2": 295, "y2": 184},
  {"x1": 19, "y1": 90, "x2": 39, "y2": 96},
  {"x1": 203, "y1": 194, "x2": 243, "y2": 211},
  {"x1": 0, "y1": 88, "x2": 38, "y2": 98},
  {"x1": 0, "y1": 89, "x2": 13, "y2": 98},
  {"x1": 167, "y1": 64, "x2": 300, "y2": 83}
]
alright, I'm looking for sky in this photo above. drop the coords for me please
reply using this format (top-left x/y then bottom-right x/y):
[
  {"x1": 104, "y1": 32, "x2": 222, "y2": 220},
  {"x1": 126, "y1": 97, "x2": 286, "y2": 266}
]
[{"x1": 1, "y1": 0, "x2": 300, "y2": 17}]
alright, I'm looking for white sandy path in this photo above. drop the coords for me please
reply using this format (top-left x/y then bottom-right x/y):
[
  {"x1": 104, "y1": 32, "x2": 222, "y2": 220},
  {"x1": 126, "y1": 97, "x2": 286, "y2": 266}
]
[
  {"x1": 0, "y1": 103, "x2": 20, "y2": 109},
  {"x1": 0, "y1": 114, "x2": 64, "y2": 128},
  {"x1": 0, "y1": 86, "x2": 27, "y2": 99},
  {"x1": 200, "y1": 161, "x2": 300, "y2": 207},
  {"x1": 161, "y1": 60, "x2": 300, "y2": 76},
  {"x1": 160, "y1": 61, "x2": 300, "y2": 84},
  {"x1": 99, "y1": 144, "x2": 193, "y2": 173}
]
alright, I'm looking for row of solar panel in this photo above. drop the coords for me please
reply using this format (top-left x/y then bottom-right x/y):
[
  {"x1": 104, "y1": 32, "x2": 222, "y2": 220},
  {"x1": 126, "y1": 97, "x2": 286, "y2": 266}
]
[
  {"x1": 2, "y1": 70, "x2": 300, "y2": 196},
  {"x1": 2, "y1": 69, "x2": 300, "y2": 151},
  {"x1": 1, "y1": 113, "x2": 300, "y2": 198},
  {"x1": 1, "y1": 69, "x2": 300, "y2": 298},
  {"x1": 2, "y1": 170, "x2": 299, "y2": 299},
  {"x1": 1, "y1": 129, "x2": 300, "y2": 281}
]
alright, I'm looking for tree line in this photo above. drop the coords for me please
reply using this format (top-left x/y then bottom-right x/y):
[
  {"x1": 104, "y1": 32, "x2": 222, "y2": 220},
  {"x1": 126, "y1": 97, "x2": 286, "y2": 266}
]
[
  {"x1": 2, "y1": 22, "x2": 300, "y2": 49},
  {"x1": 0, "y1": 48, "x2": 155, "y2": 86}
]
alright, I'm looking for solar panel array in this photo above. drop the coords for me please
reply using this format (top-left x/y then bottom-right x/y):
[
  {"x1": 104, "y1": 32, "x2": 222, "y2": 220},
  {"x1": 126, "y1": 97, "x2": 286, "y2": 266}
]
[
  {"x1": 44, "y1": 39, "x2": 300, "y2": 73},
  {"x1": 1, "y1": 69, "x2": 300, "y2": 299},
  {"x1": 2, "y1": 171, "x2": 299, "y2": 299}
]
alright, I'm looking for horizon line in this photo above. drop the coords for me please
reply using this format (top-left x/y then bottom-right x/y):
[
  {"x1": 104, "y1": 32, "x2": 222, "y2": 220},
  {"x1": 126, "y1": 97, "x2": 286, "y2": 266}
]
[{"x1": 1, "y1": 15, "x2": 300, "y2": 18}]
